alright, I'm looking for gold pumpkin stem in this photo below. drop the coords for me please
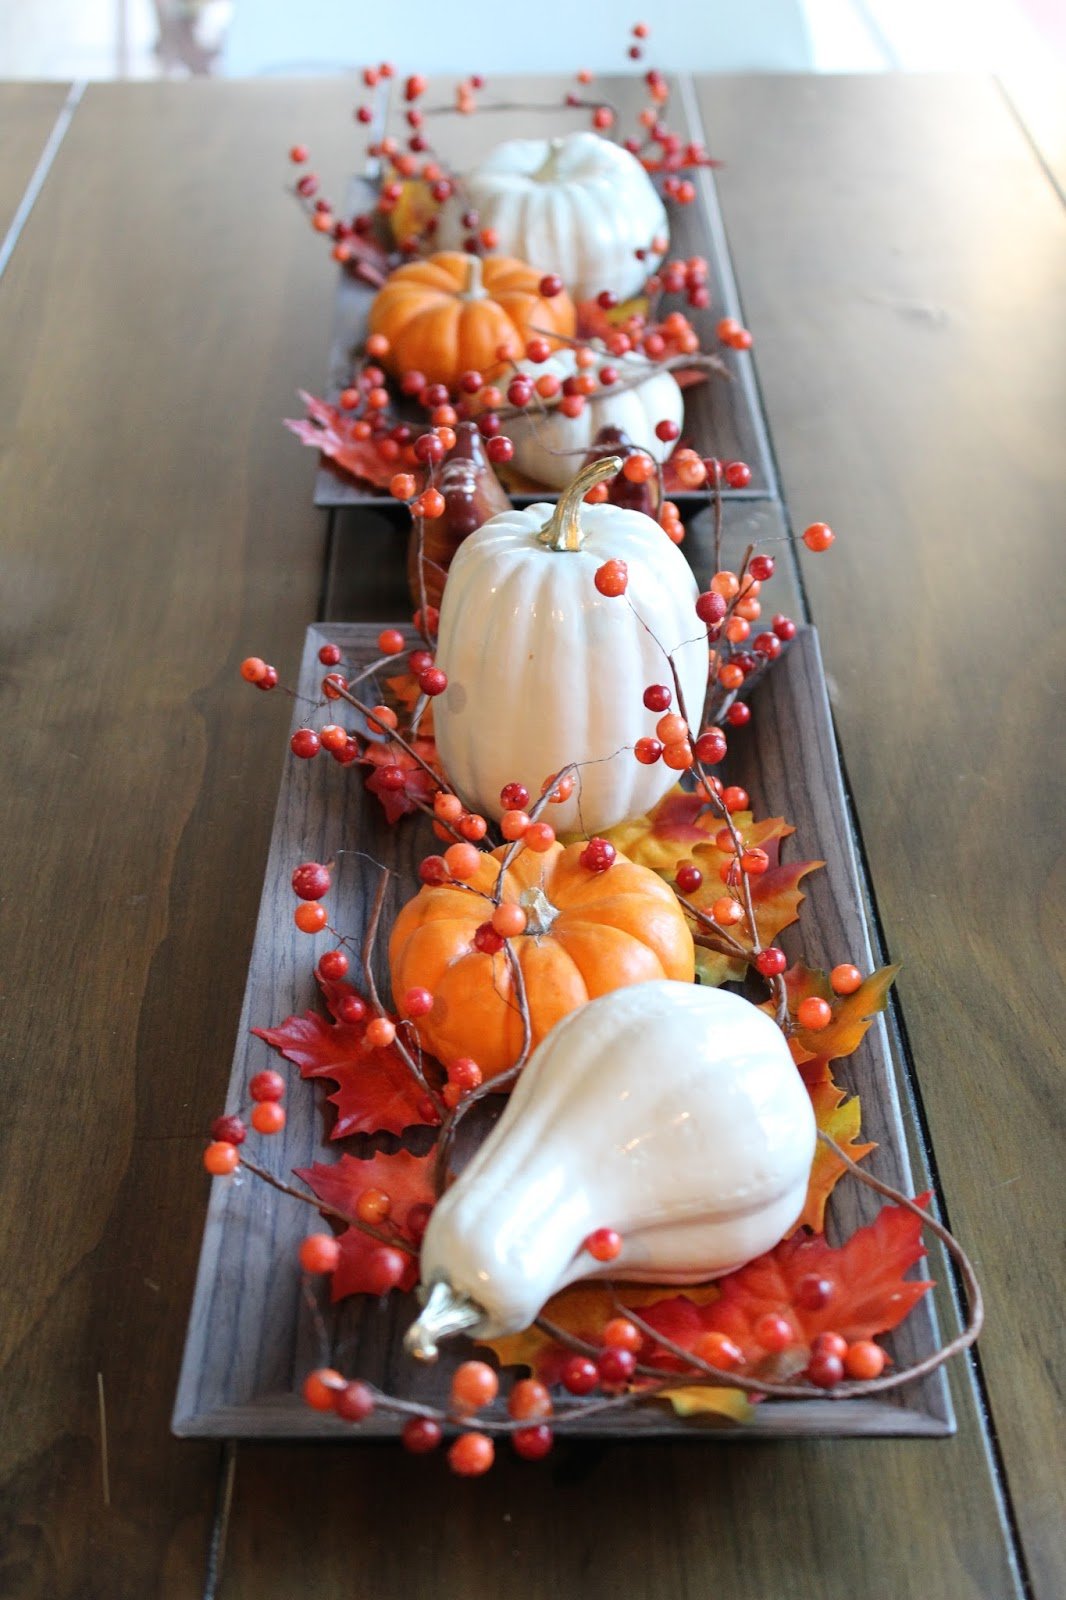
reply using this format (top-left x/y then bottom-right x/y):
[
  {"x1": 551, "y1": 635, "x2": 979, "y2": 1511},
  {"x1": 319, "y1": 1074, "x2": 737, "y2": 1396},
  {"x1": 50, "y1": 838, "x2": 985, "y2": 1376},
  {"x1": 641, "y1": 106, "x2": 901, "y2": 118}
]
[
  {"x1": 461, "y1": 252, "x2": 487, "y2": 301},
  {"x1": 538, "y1": 456, "x2": 623, "y2": 553}
]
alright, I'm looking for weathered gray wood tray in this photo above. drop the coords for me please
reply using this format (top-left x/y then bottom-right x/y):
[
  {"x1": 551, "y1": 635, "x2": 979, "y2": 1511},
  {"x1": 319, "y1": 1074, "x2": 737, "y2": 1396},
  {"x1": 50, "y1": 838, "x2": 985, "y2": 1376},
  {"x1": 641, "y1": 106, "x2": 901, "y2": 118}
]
[
  {"x1": 311, "y1": 75, "x2": 776, "y2": 509},
  {"x1": 174, "y1": 622, "x2": 952, "y2": 1440}
]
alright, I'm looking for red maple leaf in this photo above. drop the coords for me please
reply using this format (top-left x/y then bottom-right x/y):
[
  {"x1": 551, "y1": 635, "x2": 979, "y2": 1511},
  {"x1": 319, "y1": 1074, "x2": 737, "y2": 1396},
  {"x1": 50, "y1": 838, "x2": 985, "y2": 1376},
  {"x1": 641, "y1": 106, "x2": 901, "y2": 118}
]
[
  {"x1": 285, "y1": 391, "x2": 425, "y2": 491},
  {"x1": 636, "y1": 1199, "x2": 933, "y2": 1371},
  {"x1": 253, "y1": 976, "x2": 433, "y2": 1138},
  {"x1": 363, "y1": 735, "x2": 441, "y2": 824},
  {"x1": 295, "y1": 1149, "x2": 435, "y2": 1300}
]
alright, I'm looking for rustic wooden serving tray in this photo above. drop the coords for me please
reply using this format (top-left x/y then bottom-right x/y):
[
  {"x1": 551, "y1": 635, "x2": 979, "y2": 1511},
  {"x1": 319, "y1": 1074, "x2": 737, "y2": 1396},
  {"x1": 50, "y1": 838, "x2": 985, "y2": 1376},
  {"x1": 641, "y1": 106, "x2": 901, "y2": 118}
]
[
  {"x1": 311, "y1": 77, "x2": 776, "y2": 510},
  {"x1": 174, "y1": 621, "x2": 952, "y2": 1440}
]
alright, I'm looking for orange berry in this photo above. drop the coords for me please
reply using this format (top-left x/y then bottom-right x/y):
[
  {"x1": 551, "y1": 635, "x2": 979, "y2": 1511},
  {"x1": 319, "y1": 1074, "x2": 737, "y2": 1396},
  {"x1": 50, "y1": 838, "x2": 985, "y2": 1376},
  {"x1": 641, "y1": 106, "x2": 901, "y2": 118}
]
[
  {"x1": 797, "y1": 996, "x2": 832, "y2": 1031},
  {"x1": 735, "y1": 596, "x2": 761, "y2": 621},
  {"x1": 831, "y1": 963, "x2": 863, "y2": 995},
  {"x1": 294, "y1": 902, "x2": 328, "y2": 933},
  {"x1": 693, "y1": 1330, "x2": 743, "y2": 1369},
  {"x1": 541, "y1": 771, "x2": 575, "y2": 802},
  {"x1": 663, "y1": 740, "x2": 694, "y2": 770},
  {"x1": 448, "y1": 1431, "x2": 494, "y2": 1476},
  {"x1": 500, "y1": 809, "x2": 530, "y2": 841},
  {"x1": 622, "y1": 452, "x2": 655, "y2": 483},
  {"x1": 508, "y1": 1378, "x2": 553, "y2": 1420},
  {"x1": 251, "y1": 1102, "x2": 286, "y2": 1134},
  {"x1": 365, "y1": 332, "x2": 390, "y2": 358},
  {"x1": 368, "y1": 704, "x2": 397, "y2": 731},
  {"x1": 444, "y1": 841, "x2": 481, "y2": 879},
  {"x1": 524, "y1": 821, "x2": 556, "y2": 852},
  {"x1": 675, "y1": 454, "x2": 707, "y2": 489},
  {"x1": 712, "y1": 897, "x2": 744, "y2": 926},
  {"x1": 491, "y1": 903, "x2": 527, "y2": 938},
  {"x1": 845, "y1": 1340, "x2": 887, "y2": 1380},
  {"x1": 602, "y1": 1318, "x2": 641, "y2": 1354},
  {"x1": 303, "y1": 1368, "x2": 344, "y2": 1411},
  {"x1": 240, "y1": 656, "x2": 267, "y2": 683},
  {"x1": 420, "y1": 487, "x2": 445, "y2": 518},
  {"x1": 451, "y1": 1361, "x2": 499, "y2": 1414},
  {"x1": 714, "y1": 827, "x2": 736, "y2": 852},
  {"x1": 803, "y1": 521, "x2": 835, "y2": 552},
  {"x1": 434, "y1": 791, "x2": 464, "y2": 823},
  {"x1": 299, "y1": 1233, "x2": 341, "y2": 1273},
  {"x1": 203, "y1": 1141, "x2": 239, "y2": 1176},
  {"x1": 655, "y1": 713, "x2": 688, "y2": 744},
  {"x1": 711, "y1": 570, "x2": 740, "y2": 599},
  {"x1": 389, "y1": 472, "x2": 416, "y2": 500},
  {"x1": 458, "y1": 813, "x2": 488, "y2": 842},
  {"x1": 356, "y1": 1187, "x2": 391, "y2": 1223},
  {"x1": 718, "y1": 663, "x2": 744, "y2": 690},
  {"x1": 378, "y1": 628, "x2": 405, "y2": 654},
  {"x1": 725, "y1": 617, "x2": 750, "y2": 643}
]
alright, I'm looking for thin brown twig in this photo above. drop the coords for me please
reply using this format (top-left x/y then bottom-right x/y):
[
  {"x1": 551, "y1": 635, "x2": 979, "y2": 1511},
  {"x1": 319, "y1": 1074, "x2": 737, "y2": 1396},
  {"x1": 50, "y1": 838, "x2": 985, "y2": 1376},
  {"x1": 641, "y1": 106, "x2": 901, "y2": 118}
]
[
  {"x1": 237, "y1": 1152, "x2": 416, "y2": 1254},
  {"x1": 363, "y1": 866, "x2": 445, "y2": 1119}
]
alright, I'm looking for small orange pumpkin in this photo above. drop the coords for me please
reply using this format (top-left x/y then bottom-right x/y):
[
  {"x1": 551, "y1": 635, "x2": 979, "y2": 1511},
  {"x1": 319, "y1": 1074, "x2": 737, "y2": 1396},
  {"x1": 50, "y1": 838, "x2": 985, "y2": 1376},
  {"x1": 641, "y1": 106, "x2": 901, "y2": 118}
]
[
  {"x1": 388, "y1": 840, "x2": 694, "y2": 1080},
  {"x1": 368, "y1": 252, "x2": 576, "y2": 389}
]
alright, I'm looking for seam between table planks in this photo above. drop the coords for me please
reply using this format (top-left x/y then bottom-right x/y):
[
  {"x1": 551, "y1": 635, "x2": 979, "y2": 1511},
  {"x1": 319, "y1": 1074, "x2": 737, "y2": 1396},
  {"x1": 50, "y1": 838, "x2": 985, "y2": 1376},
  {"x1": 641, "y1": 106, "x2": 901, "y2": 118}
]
[{"x1": 0, "y1": 80, "x2": 85, "y2": 282}]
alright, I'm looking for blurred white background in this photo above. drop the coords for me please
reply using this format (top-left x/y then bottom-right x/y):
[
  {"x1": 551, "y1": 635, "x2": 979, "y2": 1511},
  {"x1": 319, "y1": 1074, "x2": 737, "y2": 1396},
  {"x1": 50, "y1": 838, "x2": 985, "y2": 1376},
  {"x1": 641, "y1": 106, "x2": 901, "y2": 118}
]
[{"x1": 0, "y1": 0, "x2": 1063, "y2": 80}]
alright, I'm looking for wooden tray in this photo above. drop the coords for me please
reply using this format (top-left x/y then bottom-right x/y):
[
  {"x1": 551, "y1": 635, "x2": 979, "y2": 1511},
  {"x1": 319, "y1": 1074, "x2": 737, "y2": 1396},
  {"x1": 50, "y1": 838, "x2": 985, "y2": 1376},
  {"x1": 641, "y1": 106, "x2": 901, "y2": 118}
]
[
  {"x1": 311, "y1": 79, "x2": 777, "y2": 510},
  {"x1": 174, "y1": 622, "x2": 952, "y2": 1440}
]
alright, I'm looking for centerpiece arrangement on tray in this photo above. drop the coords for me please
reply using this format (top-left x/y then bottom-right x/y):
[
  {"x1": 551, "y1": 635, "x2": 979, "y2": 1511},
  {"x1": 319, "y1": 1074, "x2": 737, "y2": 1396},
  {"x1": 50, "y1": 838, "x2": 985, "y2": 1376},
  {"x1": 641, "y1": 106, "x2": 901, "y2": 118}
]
[{"x1": 190, "y1": 23, "x2": 981, "y2": 1476}]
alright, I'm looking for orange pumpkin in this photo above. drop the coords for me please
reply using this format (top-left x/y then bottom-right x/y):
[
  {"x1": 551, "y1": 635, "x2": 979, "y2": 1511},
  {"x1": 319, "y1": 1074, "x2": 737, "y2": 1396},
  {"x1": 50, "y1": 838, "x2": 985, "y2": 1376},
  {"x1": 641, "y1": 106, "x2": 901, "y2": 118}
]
[
  {"x1": 388, "y1": 840, "x2": 694, "y2": 1080},
  {"x1": 368, "y1": 252, "x2": 576, "y2": 389}
]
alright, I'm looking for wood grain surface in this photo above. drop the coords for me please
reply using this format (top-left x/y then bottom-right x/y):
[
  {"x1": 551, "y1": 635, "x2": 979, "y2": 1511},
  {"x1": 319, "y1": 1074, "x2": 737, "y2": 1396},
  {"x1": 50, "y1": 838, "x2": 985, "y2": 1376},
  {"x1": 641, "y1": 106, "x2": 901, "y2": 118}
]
[
  {"x1": 0, "y1": 78, "x2": 374, "y2": 1600},
  {"x1": 0, "y1": 83, "x2": 71, "y2": 242},
  {"x1": 697, "y1": 70, "x2": 1066, "y2": 1599}
]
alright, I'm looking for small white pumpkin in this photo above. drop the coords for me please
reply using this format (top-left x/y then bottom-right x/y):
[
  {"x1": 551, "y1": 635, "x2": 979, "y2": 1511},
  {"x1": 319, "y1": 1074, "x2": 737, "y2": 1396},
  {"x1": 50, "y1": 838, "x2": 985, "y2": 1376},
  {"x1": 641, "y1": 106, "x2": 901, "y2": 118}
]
[
  {"x1": 506, "y1": 344, "x2": 683, "y2": 490},
  {"x1": 439, "y1": 132, "x2": 668, "y2": 302},
  {"x1": 433, "y1": 458, "x2": 706, "y2": 834},
  {"x1": 406, "y1": 981, "x2": 817, "y2": 1352}
]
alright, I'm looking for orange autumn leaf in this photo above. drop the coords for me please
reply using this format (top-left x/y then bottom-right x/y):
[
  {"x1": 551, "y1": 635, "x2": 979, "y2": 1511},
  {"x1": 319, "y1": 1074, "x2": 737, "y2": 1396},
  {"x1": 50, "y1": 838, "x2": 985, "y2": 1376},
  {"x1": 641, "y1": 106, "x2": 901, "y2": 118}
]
[
  {"x1": 769, "y1": 962, "x2": 900, "y2": 1079},
  {"x1": 801, "y1": 1072, "x2": 875, "y2": 1231},
  {"x1": 602, "y1": 789, "x2": 794, "y2": 880},
  {"x1": 384, "y1": 672, "x2": 436, "y2": 737}
]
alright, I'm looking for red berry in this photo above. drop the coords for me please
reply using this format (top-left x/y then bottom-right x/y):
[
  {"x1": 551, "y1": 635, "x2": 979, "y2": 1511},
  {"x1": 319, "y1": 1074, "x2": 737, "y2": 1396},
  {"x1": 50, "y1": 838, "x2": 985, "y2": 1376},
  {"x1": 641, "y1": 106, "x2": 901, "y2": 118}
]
[
  {"x1": 251, "y1": 1101, "x2": 285, "y2": 1135},
  {"x1": 289, "y1": 144, "x2": 309, "y2": 163},
  {"x1": 755, "y1": 947, "x2": 787, "y2": 978},
  {"x1": 753, "y1": 1313, "x2": 792, "y2": 1353},
  {"x1": 337, "y1": 994, "x2": 366, "y2": 1024},
  {"x1": 420, "y1": 667, "x2": 447, "y2": 696},
  {"x1": 634, "y1": 736, "x2": 663, "y2": 765},
  {"x1": 586, "y1": 1227, "x2": 622, "y2": 1262},
  {"x1": 726, "y1": 702, "x2": 751, "y2": 728},
  {"x1": 594, "y1": 559, "x2": 628, "y2": 597},
  {"x1": 797, "y1": 995, "x2": 832, "y2": 1031},
  {"x1": 333, "y1": 1380, "x2": 374, "y2": 1421},
  {"x1": 255, "y1": 665, "x2": 278, "y2": 691},
  {"x1": 404, "y1": 73, "x2": 427, "y2": 101},
  {"x1": 292, "y1": 861, "x2": 330, "y2": 900},
  {"x1": 803, "y1": 521, "x2": 835, "y2": 552},
  {"x1": 249, "y1": 1070, "x2": 285, "y2": 1102},
  {"x1": 695, "y1": 590, "x2": 727, "y2": 625},
  {"x1": 592, "y1": 106, "x2": 614, "y2": 131},
  {"x1": 539, "y1": 273, "x2": 564, "y2": 297},
  {"x1": 318, "y1": 643, "x2": 342, "y2": 666},
  {"x1": 722, "y1": 785, "x2": 749, "y2": 813},
  {"x1": 318, "y1": 949, "x2": 349, "y2": 981},
  {"x1": 363, "y1": 1247, "x2": 407, "y2": 1295},
  {"x1": 655, "y1": 418, "x2": 680, "y2": 441},
  {"x1": 210, "y1": 1114, "x2": 246, "y2": 1146},
  {"x1": 448, "y1": 1432, "x2": 494, "y2": 1476},
  {"x1": 807, "y1": 1352, "x2": 844, "y2": 1389},
  {"x1": 694, "y1": 728, "x2": 727, "y2": 764},
  {"x1": 753, "y1": 632, "x2": 781, "y2": 659},
  {"x1": 512, "y1": 1424, "x2": 553, "y2": 1460},
  {"x1": 749, "y1": 554, "x2": 775, "y2": 581},
  {"x1": 299, "y1": 1233, "x2": 341, "y2": 1274},
  {"x1": 675, "y1": 863, "x2": 702, "y2": 894},
  {"x1": 290, "y1": 728, "x2": 320, "y2": 760},
  {"x1": 643, "y1": 684, "x2": 671, "y2": 712},
  {"x1": 772, "y1": 614, "x2": 797, "y2": 641},
  {"x1": 303, "y1": 1368, "x2": 343, "y2": 1411},
  {"x1": 499, "y1": 781, "x2": 529, "y2": 810},
  {"x1": 403, "y1": 986, "x2": 434, "y2": 1017},
  {"x1": 724, "y1": 461, "x2": 752, "y2": 489},
  {"x1": 796, "y1": 1274, "x2": 834, "y2": 1311},
  {"x1": 448, "y1": 1057, "x2": 482, "y2": 1091},
  {"x1": 419, "y1": 854, "x2": 448, "y2": 885},
  {"x1": 560, "y1": 1356, "x2": 599, "y2": 1395},
  {"x1": 812, "y1": 1331, "x2": 848, "y2": 1360},
  {"x1": 487, "y1": 435, "x2": 514, "y2": 463},
  {"x1": 597, "y1": 1347, "x2": 636, "y2": 1386},
  {"x1": 402, "y1": 1417, "x2": 442, "y2": 1453},
  {"x1": 321, "y1": 672, "x2": 347, "y2": 699},
  {"x1": 473, "y1": 922, "x2": 504, "y2": 955},
  {"x1": 580, "y1": 837, "x2": 616, "y2": 873},
  {"x1": 203, "y1": 1141, "x2": 239, "y2": 1176}
]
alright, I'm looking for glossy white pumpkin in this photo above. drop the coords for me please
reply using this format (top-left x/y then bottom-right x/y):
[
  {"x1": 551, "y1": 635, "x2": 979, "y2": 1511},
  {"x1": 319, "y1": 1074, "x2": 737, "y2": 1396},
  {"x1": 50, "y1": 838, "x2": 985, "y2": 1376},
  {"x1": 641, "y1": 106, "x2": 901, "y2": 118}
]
[
  {"x1": 439, "y1": 132, "x2": 668, "y2": 301},
  {"x1": 507, "y1": 345, "x2": 683, "y2": 490},
  {"x1": 407, "y1": 981, "x2": 817, "y2": 1350},
  {"x1": 432, "y1": 461, "x2": 706, "y2": 834}
]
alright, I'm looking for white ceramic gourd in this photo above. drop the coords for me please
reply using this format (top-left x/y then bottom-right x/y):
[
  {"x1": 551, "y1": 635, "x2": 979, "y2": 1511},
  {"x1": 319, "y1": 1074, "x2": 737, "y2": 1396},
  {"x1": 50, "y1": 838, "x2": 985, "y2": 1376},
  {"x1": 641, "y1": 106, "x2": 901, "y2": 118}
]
[
  {"x1": 406, "y1": 981, "x2": 817, "y2": 1354},
  {"x1": 432, "y1": 458, "x2": 707, "y2": 834},
  {"x1": 439, "y1": 132, "x2": 668, "y2": 301},
  {"x1": 506, "y1": 345, "x2": 683, "y2": 491}
]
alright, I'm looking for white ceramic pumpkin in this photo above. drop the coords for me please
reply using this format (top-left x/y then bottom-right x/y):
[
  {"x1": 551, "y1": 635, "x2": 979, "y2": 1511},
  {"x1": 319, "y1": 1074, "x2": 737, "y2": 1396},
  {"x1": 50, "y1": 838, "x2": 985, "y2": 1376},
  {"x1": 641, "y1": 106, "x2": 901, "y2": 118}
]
[
  {"x1": 439, "y1": 132, "x2": 668, "y2": 302},
  {"x1": 432, "y1": 458, "x2": 706, "y2": 834},
  {"x1": 406, "y1": 981, "x2": 817, "y2": 1352},
  {"x1": 506, "y1": 345, "x2": 684, "y2": 490}
]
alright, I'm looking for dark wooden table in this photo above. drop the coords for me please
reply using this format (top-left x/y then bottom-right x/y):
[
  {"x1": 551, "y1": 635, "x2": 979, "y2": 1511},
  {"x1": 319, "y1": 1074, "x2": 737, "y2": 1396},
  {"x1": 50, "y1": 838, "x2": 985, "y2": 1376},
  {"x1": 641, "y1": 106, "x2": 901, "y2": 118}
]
[{"x1": 0, "y1": 72, "x2": 1062, "y2": 1600}]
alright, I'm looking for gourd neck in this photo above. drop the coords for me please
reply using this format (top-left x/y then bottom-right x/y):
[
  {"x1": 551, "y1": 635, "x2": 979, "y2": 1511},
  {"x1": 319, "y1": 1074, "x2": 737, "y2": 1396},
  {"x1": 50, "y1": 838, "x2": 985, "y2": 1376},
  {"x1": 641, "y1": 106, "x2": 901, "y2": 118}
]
[
  {"x1": 538, "y1": 456, "x2": 622, "y2": 552},
  {"x1": 534, "y1": 136, "x2": 566, "y2": 181},
  {"x1": 459, "y1": 253, "x2": 487, "y2": 301},
  {"x1": 518, "y1": 884, "x2": 558, "y2": 935},
  {"x1": 404, "y1": 1280, "x2": 484, "y2": 1361}
]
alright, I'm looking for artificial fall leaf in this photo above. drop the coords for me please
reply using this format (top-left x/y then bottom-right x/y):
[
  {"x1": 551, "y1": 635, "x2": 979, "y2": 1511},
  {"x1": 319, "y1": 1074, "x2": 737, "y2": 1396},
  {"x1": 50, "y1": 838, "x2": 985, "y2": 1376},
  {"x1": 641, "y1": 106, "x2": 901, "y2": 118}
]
[
  {"x1": 253, "y1": 976, "x2": 433, "y2": 1138},
  {"x1": 688, "y1": 850, "x2": 823, "y2": 978},
  {"x1": 770, "y1": 962, "x2": 900, "y2": 1080},
  {"x1": 285, "y1": 391, "x2": 424, "y2": 491},
  {"x1": 384, "y1": 673, "x2": 436, "y2": 738},
  {"x1": 575, "y1": 295, "x2": 650, "y2": 340},
  {"x1": 801, "y1": 1071, "x2": 875, "y2": 1232},
  {"x1": 389, "y1": 179, "x2": 436, "y2": 246},
  {"x1": 296, "y1": 1148, "x2": 434, "y2": 1301},
  {"x1": 363, "y1": 735, "x2": 441, "y2": 825},
  {"x1": 671, "y1": 367, "x2": 711, "y2": 391},
  {"x1": 600, "y1": 788, "x2": 770, "y2": 876}
]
